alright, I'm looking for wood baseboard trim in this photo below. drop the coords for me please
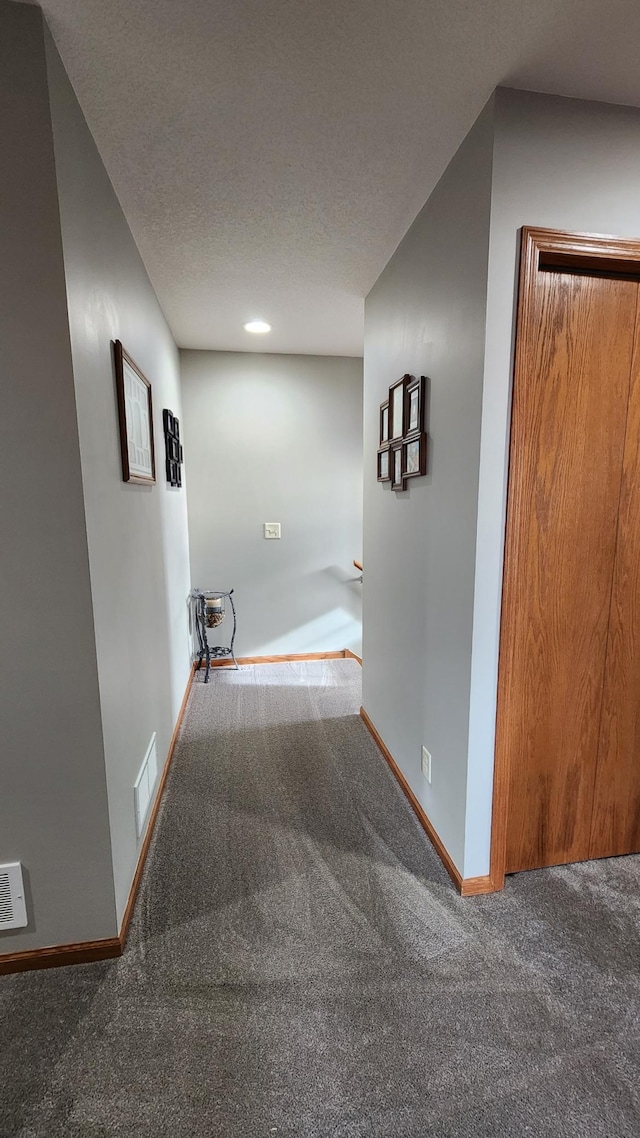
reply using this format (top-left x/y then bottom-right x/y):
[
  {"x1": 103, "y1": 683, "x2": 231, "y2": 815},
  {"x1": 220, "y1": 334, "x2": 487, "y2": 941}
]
[
  {"x1": 118, "y1": 662, "x2": 195, "y2": 948},
  {"x1": 359, "y1": 706, "x2": 462, "y2": 889},
  {"x1": 0, "y1": 936, "x2": 121, "y2": 976},
  {"x1": 344, "y1": 649, "x2": 362, "y2": 665},
  {"x1": 202, "y1": 650, "x2": 352, "y2": 668},
  {"x1": 0, "y1": 665, "x2": 196, "y2": 976},
  {"x1": 359, "y1": 707, "x2": 500, "y2": 896},
  {"x1": 459, "y1": 874, "x2": 497, "y2": 896}
]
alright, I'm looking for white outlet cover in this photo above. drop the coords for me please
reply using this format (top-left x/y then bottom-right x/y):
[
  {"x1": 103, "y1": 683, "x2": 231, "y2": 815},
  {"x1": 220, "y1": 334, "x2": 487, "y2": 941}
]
[
  {"x1": 421, "y1": 746, "x2": 432, "y2": 784},
  {"x1": 264, "y1": 522, "x2": 281, "y2": 539}
]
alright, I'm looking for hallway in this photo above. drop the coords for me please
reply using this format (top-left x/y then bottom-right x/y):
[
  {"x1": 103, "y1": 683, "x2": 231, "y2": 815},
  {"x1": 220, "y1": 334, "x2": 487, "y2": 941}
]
[{"x1": 2, "y1": 659, "x2": 639, "y2": 1137}]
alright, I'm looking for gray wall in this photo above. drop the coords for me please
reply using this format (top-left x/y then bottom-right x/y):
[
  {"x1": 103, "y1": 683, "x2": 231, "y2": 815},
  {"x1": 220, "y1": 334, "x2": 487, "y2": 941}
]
[
  {"x1": 44, "y1": 31, "x2": 193, "y2": 924},
  {"x1": 181, "y1": 351, "x2": 363, "y2": 657},
  {"x1": 362, "y1": 101, "x2": 495, "y2": 874},
  {"x1": 0, "y1": 3, "x2": 116, "y2": 952},
  {"x1": 363, "y1": 87, "x2": 640, "y2": 880},
  {"x1": 466, "y1": 88, "x2": 640, "y2": 876}
]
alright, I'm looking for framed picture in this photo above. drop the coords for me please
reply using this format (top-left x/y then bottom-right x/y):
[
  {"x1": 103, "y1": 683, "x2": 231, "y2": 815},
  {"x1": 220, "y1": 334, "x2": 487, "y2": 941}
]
[
  {"x1": 390, "y1": 374, "x2": 412, "y2": 441},
  {"x1": 166, "y1": 459, "x2": 182, "y2": 487},
  {"x1": 391, "y1": 444, "x2": 405, "y2": 491},
  {"x1": 163, "y1": 407, "x2": 184, "y2": 488},
  {"x1": 380, "y1": 400, "x2": 390, "y2": 446},
  {"x1": 403, "y1": 434, "x2": 427, "y2": 478},
  {"x1": 406, "y1": 376, "x2": 426, "y2": 436},
  {"x1": 377, "y1": 447, "x2": 391, "y2": 482},
  {"x1": 378, "y1": 372, "x2": 427, "y2": 494},
  {"x1": 114, "y1": 341, "x2": 156, "y2": 484}
]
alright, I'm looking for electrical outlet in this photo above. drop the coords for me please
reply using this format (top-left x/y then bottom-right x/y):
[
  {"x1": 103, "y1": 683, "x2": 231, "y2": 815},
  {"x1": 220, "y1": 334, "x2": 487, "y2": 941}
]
[
  {"x1": 421, "y1": 746, "x2": 432, "y2": 784},
  {"x1": 264, "y1": 522, "x2": 281, "y2": 540}
]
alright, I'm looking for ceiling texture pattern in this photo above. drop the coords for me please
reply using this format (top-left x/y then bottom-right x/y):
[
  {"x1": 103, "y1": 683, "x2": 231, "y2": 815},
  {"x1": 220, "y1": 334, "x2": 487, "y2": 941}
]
[{"x1": 27, "y1": 0, "x2": 640, "y2": 355}]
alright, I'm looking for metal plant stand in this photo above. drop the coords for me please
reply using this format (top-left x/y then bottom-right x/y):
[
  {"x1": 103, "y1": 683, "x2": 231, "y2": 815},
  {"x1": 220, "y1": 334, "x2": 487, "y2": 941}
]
[{"x1": 191, "y1": 588, "x2": 238, "y2": 683}]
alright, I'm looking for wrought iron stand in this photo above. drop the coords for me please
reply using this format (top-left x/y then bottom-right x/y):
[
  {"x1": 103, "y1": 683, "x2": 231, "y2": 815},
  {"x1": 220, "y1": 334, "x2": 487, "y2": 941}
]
[{"x1": 191, "y1": 588, "x2": 238, "y2": 683}]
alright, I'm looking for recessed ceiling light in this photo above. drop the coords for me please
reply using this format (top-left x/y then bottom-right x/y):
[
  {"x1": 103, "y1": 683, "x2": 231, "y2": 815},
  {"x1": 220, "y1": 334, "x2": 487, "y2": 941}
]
[{"x1": 243, "y1": 320, "x2": 271, "y2": 334}]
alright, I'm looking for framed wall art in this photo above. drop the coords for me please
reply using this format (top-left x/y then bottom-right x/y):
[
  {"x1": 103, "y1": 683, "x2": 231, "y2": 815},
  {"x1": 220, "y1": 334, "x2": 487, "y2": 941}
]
[
  {"x1": 113, "y1": 340, "x2": 156, "y2": 485},
  {"x1": 403, "y1": 433, "x2": 427, "y2": 478},
  {"x1": 390, "y1": 444, "x2": 405, "y2": 491},
  {"x1": 389, "y1": 374, "x2": 411, "y2": 442},
  {"x1": 377, "y1": 373, "x2": 428, "y2": 491},
  {"x1": 377, "y1": 447, "x2": 391, "y2": 482},
  {"x1": 163, "y1": 409, "x2": 184, "y2": 488},
  {"x1": 379, "y1": 400, "x2": 390, "y2": 447},
  {"x1": 406, "y1": 375, "x2": 425, "y2": 436}
]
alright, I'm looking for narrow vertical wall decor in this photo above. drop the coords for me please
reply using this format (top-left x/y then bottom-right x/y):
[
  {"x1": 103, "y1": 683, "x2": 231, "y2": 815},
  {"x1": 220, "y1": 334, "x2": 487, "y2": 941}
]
[
  {"x1": 377, "y1": 374, "x2": 428, "y2": 491},
  {"x1": 163, "y1": 409, "x2": 183, "y2": 487},
  {"x1": 377, "y1": 396, "x2": 392, "y2": 481}
]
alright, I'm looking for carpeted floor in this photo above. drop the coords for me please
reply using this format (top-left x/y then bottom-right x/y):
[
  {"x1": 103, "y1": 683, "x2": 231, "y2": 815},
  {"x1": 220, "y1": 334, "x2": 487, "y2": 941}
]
[{"x1": 2, "y1": 658, "x2": 640, "y2": 1137}]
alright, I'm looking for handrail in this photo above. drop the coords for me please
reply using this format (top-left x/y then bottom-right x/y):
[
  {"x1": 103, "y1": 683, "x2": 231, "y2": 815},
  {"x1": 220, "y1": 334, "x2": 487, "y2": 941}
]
[{"x1": 353, "y1": 559, "x2": 363, "y2": 572}]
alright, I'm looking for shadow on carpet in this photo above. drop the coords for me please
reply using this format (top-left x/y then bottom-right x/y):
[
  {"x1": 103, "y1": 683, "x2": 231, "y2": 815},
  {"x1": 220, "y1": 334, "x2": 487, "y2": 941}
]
[{"x1": 2, "y1": 659, "x2": 639, "y2": 1137}]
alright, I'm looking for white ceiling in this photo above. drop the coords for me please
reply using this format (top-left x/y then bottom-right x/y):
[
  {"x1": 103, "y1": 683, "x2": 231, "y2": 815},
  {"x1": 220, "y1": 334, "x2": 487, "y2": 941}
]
[{"x1": 28, "y1": 0, "x2": 640, "y2": 355}]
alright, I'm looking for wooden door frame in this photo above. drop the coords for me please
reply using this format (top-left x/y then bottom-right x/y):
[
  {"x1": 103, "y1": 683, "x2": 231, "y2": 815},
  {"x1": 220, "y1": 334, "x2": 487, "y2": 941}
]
[{"x1": 490, "y1": 225, "x2": 640, "y2": 892}]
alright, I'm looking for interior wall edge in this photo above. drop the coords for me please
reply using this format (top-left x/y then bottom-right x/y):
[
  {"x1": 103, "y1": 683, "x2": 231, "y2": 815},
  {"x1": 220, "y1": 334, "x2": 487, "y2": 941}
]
[
  {"x1": 468, "y1": 87, "x2": 640, "y2": 881},
  {"x1": 0, "y1": 0, "x2": 118, "y2": 955},
  {"x1": 41, "y1": 14, "x2": 194, "y2": 927}
]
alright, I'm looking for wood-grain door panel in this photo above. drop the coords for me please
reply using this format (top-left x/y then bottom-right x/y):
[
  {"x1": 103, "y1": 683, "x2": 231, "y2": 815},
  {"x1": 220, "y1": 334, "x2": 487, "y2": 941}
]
[
  {"x1": 590, "y1": 311, "x2": 640, "y2": 859},
  {"x1": 502, "y1": 270, "x2": 638, "y2": 873}
]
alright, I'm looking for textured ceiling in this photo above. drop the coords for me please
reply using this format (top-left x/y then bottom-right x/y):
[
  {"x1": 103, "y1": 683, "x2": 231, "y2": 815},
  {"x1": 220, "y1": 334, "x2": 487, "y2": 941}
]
[{"x1": 27, "y1": 0, "x2": 640, "y2": 354}]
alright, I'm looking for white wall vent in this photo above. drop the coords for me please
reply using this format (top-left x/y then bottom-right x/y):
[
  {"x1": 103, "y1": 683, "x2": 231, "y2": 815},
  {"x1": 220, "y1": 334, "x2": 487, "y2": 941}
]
[
  {"x1": 0, "y1": 862, "x2": 28, "y2": 929},
  {"x1": 134, "y1": 733, "x2": 159, "y2": 839}
]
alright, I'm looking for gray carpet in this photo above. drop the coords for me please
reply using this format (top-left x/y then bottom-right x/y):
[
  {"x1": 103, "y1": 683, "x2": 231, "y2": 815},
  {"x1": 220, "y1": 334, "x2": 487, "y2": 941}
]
[{"x1": 2, "y1": 658, "x2": 640, "y2": 1137}]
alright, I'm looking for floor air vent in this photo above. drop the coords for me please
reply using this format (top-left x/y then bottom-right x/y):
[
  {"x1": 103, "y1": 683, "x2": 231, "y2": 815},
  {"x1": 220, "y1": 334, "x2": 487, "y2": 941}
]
[
  {"x1": 0, "y1": 862, "x2": 28, "y2": 929},
  {"x1": 134, "y1": 733, "x2": 158, "y2": 838}
]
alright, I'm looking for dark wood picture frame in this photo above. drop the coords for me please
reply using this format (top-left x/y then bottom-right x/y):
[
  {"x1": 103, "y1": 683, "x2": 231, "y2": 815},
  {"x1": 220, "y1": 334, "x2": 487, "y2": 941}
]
[
  {"x1": 402, "y1": 433, "x2": 427, "y2": 478},
  {"x1": 377, "y1": 372, "x2": 427, "y2": 491},
  {"x1": 163, "y1": 408, "x2": 183, "y2": 488},
  {"x1": 113, "y1": 340, "x2": 156, "y2": 485},
  {"x1": 379, "y1": 400, "x2": 390, "y2": 446},
  {"x1": 406, "y1": 376, "x2": 426, "y2": 438},
  {"x1": 390, "y1": 443, "x2": 405, "y2": 491},
  {"x1": 377, "y1": 447, "x2": 391, "y2": 482},
  {"x1": 389, "y1": 374, "x2": 412, "y2": 442}
]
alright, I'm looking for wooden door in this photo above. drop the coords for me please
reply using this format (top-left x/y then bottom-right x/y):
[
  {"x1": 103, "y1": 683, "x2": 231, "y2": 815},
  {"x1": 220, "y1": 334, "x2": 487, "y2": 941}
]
[
  {"x1": 495, "y1": 228, "x2": 640, "y2": 876},
  {"x1": 590, "y1": 312, "x2": 640, "y2": 859}
]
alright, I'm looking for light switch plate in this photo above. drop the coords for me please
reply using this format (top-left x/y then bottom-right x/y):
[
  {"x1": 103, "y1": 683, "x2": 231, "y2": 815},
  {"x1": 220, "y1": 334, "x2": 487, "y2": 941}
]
[{"x1": 264, "y1": 522, "x2": 281, "y2": 539}]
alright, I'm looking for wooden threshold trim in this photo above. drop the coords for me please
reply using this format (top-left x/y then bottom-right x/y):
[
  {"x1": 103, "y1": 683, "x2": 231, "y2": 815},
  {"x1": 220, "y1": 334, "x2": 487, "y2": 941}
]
[
  {"x1": 0, "y1": 664, "x2": 196, "y2": 976},
  {"x1": 203, "y1": 650, "x2": 352, "y2": 667},
  {"x1": 359, "y1": 706, "x2": 500, "y2": 896},
  {"x1": 344, "y1": 649, "x2": 362, "y2": 665}
]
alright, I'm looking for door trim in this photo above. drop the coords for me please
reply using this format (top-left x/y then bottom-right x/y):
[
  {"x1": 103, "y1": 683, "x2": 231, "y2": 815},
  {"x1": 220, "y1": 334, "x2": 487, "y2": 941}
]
[{"x1": 490, "y1": 226, "x2": 640, "y2": 890}]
